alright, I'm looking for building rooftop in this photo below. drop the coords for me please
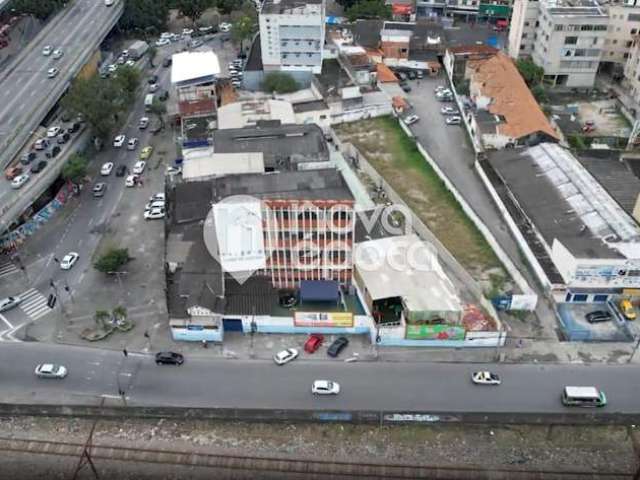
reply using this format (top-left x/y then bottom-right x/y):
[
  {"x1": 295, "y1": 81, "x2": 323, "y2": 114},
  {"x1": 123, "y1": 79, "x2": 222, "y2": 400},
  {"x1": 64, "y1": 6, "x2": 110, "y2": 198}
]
[
  {"x1": 314, "y1": 59, "x2": 354, "y2": 98},
  {"x1": 217, "y1": 99, "x2": 296, "y2": 130},
  {"x1": 171, "y1": 51, "x2": 221, "y2": 86},
  {"x1": 212, "y1": 121, "x2": 330, "y2": 169},
  {"x1": 261, "y1": 0, "x2": 323, "y2": 15},
  {"x1": 291, "y1": 99, "x2": 330, "y2": 113},
  {"x1": 543, "y1": 0, "x2": 606, "y2": 16},
  {"x1": 466, "y1": 51, "x2": 559, "y2": 142},
  {"x1": 487, "y1": 143, "x2": 640, "y2": 260}
]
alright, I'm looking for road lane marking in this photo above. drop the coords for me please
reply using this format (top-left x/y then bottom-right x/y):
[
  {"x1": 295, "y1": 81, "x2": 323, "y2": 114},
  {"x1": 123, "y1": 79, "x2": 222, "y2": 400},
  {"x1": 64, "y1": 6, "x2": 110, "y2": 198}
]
[
  {"x1": 19, "y1": 288, "x2": 52, "y2": 320},
  {"x1": 0, "y1": 261, "x2": 19, "y2": 280},
  {"x1": 0, "y1": 313, "x2": 12, "y2": 329}
]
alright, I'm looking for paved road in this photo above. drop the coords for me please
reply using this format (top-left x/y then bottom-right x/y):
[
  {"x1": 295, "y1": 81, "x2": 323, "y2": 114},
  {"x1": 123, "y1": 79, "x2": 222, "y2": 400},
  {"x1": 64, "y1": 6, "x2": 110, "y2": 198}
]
[
  {"x1": 0, "y1": 342, "x2": 638, "y2": 413},
  {"x1": 0, "y1": 0, "x2": 122, "y2": 230}
]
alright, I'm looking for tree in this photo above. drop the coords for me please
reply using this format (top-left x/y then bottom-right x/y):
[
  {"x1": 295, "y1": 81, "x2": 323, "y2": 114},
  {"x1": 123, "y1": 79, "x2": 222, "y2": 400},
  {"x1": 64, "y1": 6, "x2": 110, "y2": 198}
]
[
  {"x1": 112, "y1": 65, "x2": 141, "y2": 104},
  {"x1": 7, "y1": 0, "x2": 65, "y2": 20},
  {"x1": 149, "y1": 100, "x2": 167, "y2": 128},
  {"x1": 345, "y1": 0, "x2": 391, "y2": 22},
  {"x1": 531, "y1": 84, "x2": 548, "y2": 103},
  {"x1": 94, "y1": 310, "x2": 111, "y2": 330},
  {"x1": 147, "y1": 45, "x2": 158, "y2": 68},
  {"x1": 118, "y1": 0, "x2": 169, "y2": 34},
  {"x1": 61, "y1": 153, "x2": 88, "y2": 184},
  {"x1": 516, "y1": 58, "x2": 544, "y2": 87},
  {"x1": 94, "y1": 248, "x2": 131, "y2": 274},
  {"x1": 217, "y1": 0, "x2": 243, "y2": 15},
  {"x1": 232, "y1": 14, "x2": 256, "y2": 53},
  {"x1": 176, "y1": 0, "x2": 212, "y2": 21},
  {"x1": 263, "y1": 72, "x2": 298, "y2": 94}
]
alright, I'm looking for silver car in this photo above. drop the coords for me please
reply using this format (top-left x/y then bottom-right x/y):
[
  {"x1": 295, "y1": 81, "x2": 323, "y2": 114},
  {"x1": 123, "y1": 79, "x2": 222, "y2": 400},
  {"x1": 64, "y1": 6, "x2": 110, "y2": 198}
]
[
  {"x1": 0, "y1": 296, "x2": 21, "y2": 312},
  {"x1": 35, "y1": 364, "x2": 68, "y2": 379}
]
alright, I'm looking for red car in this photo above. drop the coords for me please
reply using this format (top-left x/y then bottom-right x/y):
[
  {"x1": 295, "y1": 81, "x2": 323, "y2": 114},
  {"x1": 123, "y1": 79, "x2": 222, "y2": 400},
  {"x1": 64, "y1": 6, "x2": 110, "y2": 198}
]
[{"x1": 304, "y1": 334, "x2": 324, "y2": 353}]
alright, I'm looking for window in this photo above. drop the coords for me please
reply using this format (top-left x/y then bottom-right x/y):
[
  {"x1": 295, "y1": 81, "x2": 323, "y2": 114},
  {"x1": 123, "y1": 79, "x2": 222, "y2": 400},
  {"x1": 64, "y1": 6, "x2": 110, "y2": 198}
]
[
  {"x1": 580, "y1": 25, "x2": 593, "y2": 31},
  {"x1": 574, "y1": 48, "x2": 585, "y2": 56},
  {"x1": 630, "y1": 13, "x2": 640, "y2": 22},
  {"x1": 613, "y1": 39, "x2": 618, "y2": 44},
  {"x1": 594, "y1": 25, "x2": 607, "y2": 31},
  {"x1": 625, "y1": 52, "x2": 630, "y2": 59},
  {"x1": 555, "y1": 25, "x2": 564, "y2": 31},
  {"x1": 565, "y1": 36, "x2": 578, "y2": 45},
  {"x1": 627, "y1": 40, "x2": 634, "y2": 48},
  {"x1": 632, "y1": 29, "x2": 638, "y2": 34},
  {"x1": 520, "y1": 44, "x2": 525, "y2": 50},
  {"x1": 573, "y1": 294, "x2": 588, "y2": 302},
  {"x1": 522, "y1": 33, "x2": 528, "y2": 38},
  {"x1": 524, "y1": 21, "x2": 530, "y2": 26}
]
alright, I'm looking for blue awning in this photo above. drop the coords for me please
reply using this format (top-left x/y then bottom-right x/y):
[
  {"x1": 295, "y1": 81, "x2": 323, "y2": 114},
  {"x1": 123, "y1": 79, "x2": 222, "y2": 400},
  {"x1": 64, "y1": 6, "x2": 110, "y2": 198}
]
[{"x1": 299, "y1": 280, "x2": 340, "y2": 303}]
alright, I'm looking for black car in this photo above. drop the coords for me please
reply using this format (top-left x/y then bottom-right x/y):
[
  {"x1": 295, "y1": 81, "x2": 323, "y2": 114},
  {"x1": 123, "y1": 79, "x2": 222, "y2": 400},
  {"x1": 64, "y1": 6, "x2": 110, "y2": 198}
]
[
  {"x1": 20, "y1": 151, "x2": 36, "y2": 165},
  {"x1": 148, "y1": 74, "x2": 158, "y2": 84},
  {"x1": 30, "y1": 160, "x2": 47, "y2": 173},
  {"x1": 115, "y1": 164, "x2": 127, "y2": 177},
  {"x1": 155, "y1": 351, "x2": 184, "y2": 365},
  {"x1": 57, "y1": 132, "x2": 70, "y2": 144},
  {"x1": 327, "y1": 337, "x2": 349, "y2": 358},
  {"x1": 45, "y1": 145, "x2": 61, "y2": 158},
  {"x1": 586, "y1": 310, "x2": 612, "y2": 323},
  {"x1": 401, "y1": 84, "x2": 412, "y2": 93},
  {"x1": 67, "y1": 122, "x2": 81, "y2": 134},
  {"x1": 158, "y1": 90, "x2": 169, "y2": 101},
  {"x1": 407, "y1": 70, "x2": 417, "y2": 80},
  {"x1": 162, "y1": 57, "x2": 172, "y2": 68}
]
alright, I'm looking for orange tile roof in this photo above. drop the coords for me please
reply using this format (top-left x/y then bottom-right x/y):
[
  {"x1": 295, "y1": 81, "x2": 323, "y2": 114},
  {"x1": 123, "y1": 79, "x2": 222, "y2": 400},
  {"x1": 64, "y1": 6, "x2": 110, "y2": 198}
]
[
  {"x1": 467, "y1": 52, "x2": 558, "y2": 141},
  {"x1": 376, "y1": 63, "x2": 398, "y2": 83}
]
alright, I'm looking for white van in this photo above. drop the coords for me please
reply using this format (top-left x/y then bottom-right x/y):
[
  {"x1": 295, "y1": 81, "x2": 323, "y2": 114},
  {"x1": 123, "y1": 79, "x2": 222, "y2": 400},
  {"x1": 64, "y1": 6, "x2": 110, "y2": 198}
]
[
  {"x1": 561, "y1": 386, "x2": 607, "y2": 407},
  {"x1": 144, "y1": 93, "x2": 154, "y2": 112}
]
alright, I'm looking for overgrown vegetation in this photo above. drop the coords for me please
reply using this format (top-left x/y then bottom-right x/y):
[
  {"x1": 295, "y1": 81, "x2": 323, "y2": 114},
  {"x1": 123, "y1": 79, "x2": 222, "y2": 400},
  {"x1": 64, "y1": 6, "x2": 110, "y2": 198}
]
[
  {"x1": 232, "y1": 13, "x2": 257, "y2": 52},
  {"x1": 516, "y1": 58, "x2": 548, "y2": 104},
  {"x1": 61, "y1": 153, "x2": 88, "y2": 184},
  {"x1": 94, "y1": 248, "x2": 131, "y2": 274},
  {"x1": 346, "y1": 0, "x2": 391, "y2": 22},
  {"x1": 7, "y1": 0, "x2": 65, "y2": 20},
  {"x1": 262, "y1": 72, "x2": 299, "y2": 94}
]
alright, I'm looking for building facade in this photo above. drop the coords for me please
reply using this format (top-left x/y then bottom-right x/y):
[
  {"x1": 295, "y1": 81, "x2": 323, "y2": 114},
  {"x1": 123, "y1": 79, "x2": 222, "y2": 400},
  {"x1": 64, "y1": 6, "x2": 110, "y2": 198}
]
[
  {"x1": 259, "y1": 0, "x2": 326, "y2": 74},
  {"x1": 603, "y1": 3, "x2": 640, "y2": 70},
  {"x1": 507, "y1": 0, "x2": 539, "y2": 57},
  {"x1": 624, "y1": 33, "x2": 640, "y2": 104}
]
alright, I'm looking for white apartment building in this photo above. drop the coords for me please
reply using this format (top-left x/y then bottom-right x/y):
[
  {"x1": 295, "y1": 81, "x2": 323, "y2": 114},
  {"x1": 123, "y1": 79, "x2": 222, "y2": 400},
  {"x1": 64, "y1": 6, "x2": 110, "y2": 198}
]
[
  {"x1": 624, "y1": 35, "x2": 640, "y2": 103},
  {"x1": 508, "y1": 0, "x2": 608, "y2": 87},
  {"x1": 602, "y1": 3, "x2": 640, "y2": 68},
  {"x1": 259, "y1": 0, "x2": 326, "y2": 74}
]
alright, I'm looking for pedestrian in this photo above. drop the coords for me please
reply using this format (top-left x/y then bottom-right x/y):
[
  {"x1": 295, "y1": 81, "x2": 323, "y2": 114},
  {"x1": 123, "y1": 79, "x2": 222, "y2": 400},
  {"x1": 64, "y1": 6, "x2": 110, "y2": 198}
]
[
  {"x1": 202, "y1": 339, "x2": 208, "y2": 349},
  {"x1": 123, "y1": 348, "x2": 128, "y2": 357}
]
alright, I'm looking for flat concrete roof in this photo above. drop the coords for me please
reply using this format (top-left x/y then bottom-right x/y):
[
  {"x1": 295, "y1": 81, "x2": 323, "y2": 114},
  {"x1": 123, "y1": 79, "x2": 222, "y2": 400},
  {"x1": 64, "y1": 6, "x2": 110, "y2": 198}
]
[
  {"x1": 262, "y1": 0, "x2": 322, "y2": 14},
  {"x1": 171, "y1": 51, "x2": 221, "y2": 86}
]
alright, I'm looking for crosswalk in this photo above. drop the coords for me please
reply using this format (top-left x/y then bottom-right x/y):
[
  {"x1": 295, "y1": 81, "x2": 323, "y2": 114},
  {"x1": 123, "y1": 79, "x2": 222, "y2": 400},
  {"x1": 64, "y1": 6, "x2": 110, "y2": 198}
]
[
  {"x1": 19, "y1": 288, "x2": 52, "y2": 321},
  {"x1": 0, "y1": 261, "x2": 19, "y2": 280}
]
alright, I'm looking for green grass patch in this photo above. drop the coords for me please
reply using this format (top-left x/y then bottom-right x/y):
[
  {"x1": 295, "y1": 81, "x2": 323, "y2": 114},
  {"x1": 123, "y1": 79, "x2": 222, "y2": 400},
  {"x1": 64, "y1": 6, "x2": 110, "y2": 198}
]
[{"x1": 337, "y1": 116, "x2": 501, "y2": 278}]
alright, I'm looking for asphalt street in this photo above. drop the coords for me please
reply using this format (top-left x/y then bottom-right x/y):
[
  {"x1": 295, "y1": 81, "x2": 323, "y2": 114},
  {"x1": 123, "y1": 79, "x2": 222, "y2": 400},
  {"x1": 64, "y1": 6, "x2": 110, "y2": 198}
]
[
  {"x1": 0, "y1": 0, "x2": 122, "y2": 224},
  {"x1": 0, "y1": 342, "x2": 639, "y2": 413}
]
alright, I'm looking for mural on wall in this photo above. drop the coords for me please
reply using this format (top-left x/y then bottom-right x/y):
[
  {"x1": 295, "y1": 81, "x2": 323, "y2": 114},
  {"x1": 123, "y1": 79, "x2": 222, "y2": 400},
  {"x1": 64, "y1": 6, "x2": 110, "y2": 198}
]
[{"x1": 405, "y1": 324, "x2": 465, "y2": 340}]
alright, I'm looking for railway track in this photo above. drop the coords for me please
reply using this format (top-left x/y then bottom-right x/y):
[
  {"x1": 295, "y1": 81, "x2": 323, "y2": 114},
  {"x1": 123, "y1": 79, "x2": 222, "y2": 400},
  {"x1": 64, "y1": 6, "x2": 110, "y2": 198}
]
[{"x1": 0, "y1": 436, "x2": 632, "y2": 480}]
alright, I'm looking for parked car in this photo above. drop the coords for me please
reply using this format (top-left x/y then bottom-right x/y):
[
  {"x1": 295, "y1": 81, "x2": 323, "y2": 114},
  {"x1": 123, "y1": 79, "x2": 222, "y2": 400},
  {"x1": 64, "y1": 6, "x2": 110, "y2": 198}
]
[
  {"x1": 56, "y1": 132, "x2": 70, "y2": 144},
  {"x1": 34, "y1": 138, "x2": 50, "y2": 150},
  {"x1": 400, "y1": 84, "x2": 411, "y2": 93},
  {"x1": 155, "y1": 38, "x2": 170, "y2": 47},
  {"x1": 0, "y1": 296, "x2": 21, "y2": 312},
  {"x1": 155, "y1": 351, "x2": 184, "y2": 365},
  {"x1": 140, "y1": 146, "x2": 153, "y2": 160},
  {"x1": 67, "y1": 122, "x2": 81, "y2": 134},
  {"x1": 42, "y1": 45, "x2": 53, "y2": 56},
  {"x1": 148, "y1": 74, "x2": 158, "y2": 84},
  {"x1": 219, "y1": 22, "x2": 232, "y2": 32},
  {"x1": 133, "y1": 160, "x2": 146, "y2": 174},
  {"x1": 182, "y1": 27, "x2": 194, "y2": 36},
  {"x1": 471, "y1": 371, "x2": 501, "y2": 385},
  {"x1": 127, "y1": 137, "x2": 139, "y2": 150},
  {"x1": 20, "y1": 152, "x2": 36, "y2": 165},
  {"x1": 311, "y1": 380, "x2": 340, "y2": 395},
  {"x1": 45, "y1": 145, "x2": 61, "y2": 158},
  {"x1": 407, "y1": 70, "x2": 417, "y2": 80},
  {"x1": 145, "y1": 200, "x2": 165, "y2": 212},
  {"x1": 125, "y1": 175, "x2": 139, "y2": 187},
  {"x1": 149, "y1": 82, "x2": 159, "y2": 93},
  {"x1": 327, "y1": 337, "x2": 349, "y2": 358},
  {"x1": 416, "y1": 70, "x2": 424, "y2": 79},
  {"x1": 620, "y1": 299, "x2": 636, "y2": 320},
  {"x1": 60, "y1": 252, "x2": 79, "y2": 270},
  {"x1": 92, "y1": 182, "x2": 106, "y2": 198},
  {"x1": 273, "y1": 348, "x2": 299, "y2": 365},
  {"x1": 138, "y1": 117, "x2": 150, "y2": 129},
  {"x1": 445, "y1": 116, "x2": 462, "y2": 125},
  {"x1": 47, "y1": 126, "x2": 61, "y2": 138},
  {"x1": 404, "y1": 114, "x2": 419, "y2": 125},
  {"x1": 30, "y1": 161, "x2": 47, "y2": 174},
  {"x1": 304, "y1": 333, "x2": 324, "y2": 353},
  {"x1": 158, "y1": 90, "x2": 169, "y2": 101},
  {"x1": 144, "y1": 207, "x2": 165, "y2": 220},
  {"x1": 585, "y1": 310, "x2": 612, "y2": 323},
  {"x1": 113, "y1": 134, "x2": 126, "y2": 148},
  {"x1": 35, "y1": 364, "x2": 67, "y2": 379},
  {"x1": 190, "y1": 39, "x2": 203, "y2": 48},
  {"x1": 162, "y1": 57, "x2": 172, "y2": 68},
  {"x1": 440, "y1": 106, "x2": 458, "y2": 115},
  {"x1": 5, "y1": 165, "x2": 22, "y2": 180},
  {"x1": 115, "y1": 164, "x2": 127, "y2": 177},
  {"x1": 397, "y1": 71, "x2": 408, "y2": 81},
  {"x1": 47, "y1": 68, "x2": 59, "y2": 78},
  {"x1": 100, "y1": 162, "x2": 114, "y2": 176}
]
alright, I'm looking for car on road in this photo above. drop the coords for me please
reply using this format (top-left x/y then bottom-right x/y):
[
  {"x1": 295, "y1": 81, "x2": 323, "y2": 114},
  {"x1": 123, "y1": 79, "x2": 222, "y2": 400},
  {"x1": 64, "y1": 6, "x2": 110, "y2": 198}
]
[
  {"x1": 60, "y1": 252, "x2": 79, "y2": 270},
  {"x1": 400, "y1": 84, "x2": 411, "y2": 93},
  {"x1": 30, "y1": 161, "x2": 47, "y2": 174},
  {"x1": 100, "y1": 162, "x2": 114, "y2": 176},
  {"x1": 35, "y1": 364, "x2": 67, "y2": 379},
  {"x1": 149, "y1": 82, "x2": 159, "y2": 93},
  {"x1": 620, "y1": 299, "x2": 636, "y2": 320},
  {"x1": 113, "y1": 134, "x2": 126, "y2": 148},
  {"x1": 145, "y1": 199, "x2": 165, "y2": 212},
  {"x1": 52, "y1": 48, "x2": 63, "y2": 59},
  {"x1": 34, "y1": 138, "x2": 50, "y2": 150},
  {"x1": 66, "y1": 122, "x2": 81, "y2": 134},
  {"x1": 125, "y1": 174, "x2": 139, "y2": 187},
  {"x1": 585, "y1": 310, "x2": 612, "y2": 323},
  {"x1": 327, "y1": 337, "x2": 349, "y2": 358},
  {"x1": 445, "y1": 116, "x2": 462, "y2": 125},
  {"x1": 125, "y1": 59, "x2": 135, "y2": 68},
  {"x1": 561, "y1": 386, "x2": 607, "y2": 407},
  {"x1": 47, "y1": 126, "x2": 61, "y2": 138},
  {"x1": 144, "y1": 207, "x2": 165, "y2": 220},
  {"x1": 5, "y1": 165, "x2": 22, "y2": 180},
  {"x1": 312, "y1": 380, "x2": 340, "y2": 395},
  {"x1": 148, "y1": 74, "x2": 159, "y2": 84},
  {"x1": 155, "y1": 351, "x2": 184, "y2": 365},
  {"x1": 127, "y1": 138, "x2": 139, "y2": 150},
  {"x1": 150, "y1": 192, "x2": 166, "y2": 202},
  {"x1": 162, "y1": 57, "x2": 172, "y2": 68},
  {"x1": 471, "y1": 371, "x2": 501, "y2": 385},
  {"x1": 138, "y1": 117, "x2": 150, "y2": 130},
  {"x1": 133, "y1": 161, "x2": 146, "y2": 174},
  {"x1": 158, "y1": 90, "x2": 169, "y2": 101},
  {"x1": 166, "y1": 166, "x2": 182, "y2": 176},
  {"x1": 115, "y1": 164, "x2": 127, "y2": 177},
  {"x1": 140, "y1": 146, "x2": 153, "y2": 160},
  {"x1": 198, "y1": 26, "x2": 214, "y2": 34},
  {"x1": 191, "y1": 39, "x2": 204, "y2": 48},
  {"x1": 105, "y1": 0, "x2": 115, "y2": 5},
  {"x1": 304, "y1": 333, "x2": 324, "y2": 353},
  {"x1": 20, "y1": 152, "x2": 36, "y2": 165},
  {"x1": 42, "y1": 45, "x2": 53, "y2": 56},
  {"x1": 155, "y1": 38, "x2": 170, "y2": 47},
  {"x1": 435, "y1": 85, "x2": 450, "y2": 93},
  {"x1": 219, "y1": 22, "x2": 232, "y2": 32},
  {"x1": 403, "y1": 114, "x2": 419, "y2": 125},
  {"x1": 56, "y1": 132, "x2": 70, "y2": 144},
  {"x1": 440, "y1": 106, "x2": 458, "y2": 115},
  {"x1": 47, "y1": 68, "x2": 59, "y2": 78},
  {"x1": 10, "y1": 173, "x2": 29, "y2": 189},
  {"x1": 182, "y1": 28, "x2": 194, "y2": 36},
  {"x1": 92, "y1": 182, "x2": 106, "y2": 198},
  {"x1": 0, "y1": 296, "x2": 21, "y2": 312},
  {"x1": 273, "y1": 348, "x2": 299, "y2": 365},
  {"x1": 45, "y1": 145, "x2": 61, "y2": 158}
]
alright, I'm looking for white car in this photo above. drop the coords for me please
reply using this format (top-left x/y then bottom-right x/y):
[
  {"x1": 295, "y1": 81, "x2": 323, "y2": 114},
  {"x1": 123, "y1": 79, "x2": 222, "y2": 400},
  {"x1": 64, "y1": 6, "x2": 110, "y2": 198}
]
[
  {"x1": 125, "y1": 59, "x2": 135, "y2": 67},
  {"x1": 150, "y1": 192, "x2": 165, "y2": 202},
  {"x1": 166, "y1": 166, "x2": 182, "y2": 176},
  {"x1": 404, "y1": 114, "x2": 419, "y2": 125},
  {"x1": 133, "y1": 161, "x2": 146, "y2": 174},
  {"x1": 312, "y1": 380, "x2": 340, "y2": 395},
  {"x1": 440, "y1": 106, "x2": 458, "y2": 115},
  {"x1": 471, "y1": 371, "x2": 501, "y2": 386},
  {"x1": 0, "y1": 296, "x2": 21, "y2": 312},
  {"x1": 47, "y1": 68, "x2": 59, "y2": 78},
  {"x1": 144, "y1": 207, "x2": 165, "y2": 220},
  {"x1": 145, "y1": 200, "x2": 165, "y2": 212},
  {"x1": 11, "y1": 174, "x2": 30, "y2": 189},
  {"x1": 52, "y1": 48, "x2": 63, "y2": 59},
  {"x1": 105, "y1": 0, "x2": 115, "y2": 5},
  {"x1": 435, "y1": 85, "x2": 450, "y2": 93},
  {"x1": 273, "y1": 348, "x2": 299, "y2": 365},
  {"x1": 155, "y1": 38, "x2": 171, "y2": 47},
  {"x1": 219, "y1": 22, "x2": 231, "y2": 32},
  {"x1": 127, "y1": 138, "x2": 139, "y2": 150},
  {"x1": 182, "y1": 28, "x2": 194, "y2": 36},
  {"x1": 445, "y1": 116, "x2": 462, "y2": 125},
  {"x1": 35, "y1": 364, "x2": 67, "y2": 379},
  {"x1": 46, "y1": 126, "x2": 61, "y2": 138},
  {"x1": 125, "y1": 174, "x2": 139, "y2": 187},
  {"x1": 60, "y1": 252, "x2": 79, "y2": 270},
  {"x1": 160, "y1": 32, "x2": 173, "y2": 39},
  {"x1": 100, "y1": 162, "x2": 114, "y2": 176},
  {"x1": 42, "y1": 45, "x2": 53, "y2": 56},
  {"x1": 108, "y1": 64, "x2": 118, "y2": 73},
  {"x1": 149, "y1": 83, "x2": 159, "y2": 93},
  {"x1": 113, "y1": 134, "x2": 126, "y2": 148},
  {"x1": 138, "y1": 117, "x2": 149, "y2": 129}
]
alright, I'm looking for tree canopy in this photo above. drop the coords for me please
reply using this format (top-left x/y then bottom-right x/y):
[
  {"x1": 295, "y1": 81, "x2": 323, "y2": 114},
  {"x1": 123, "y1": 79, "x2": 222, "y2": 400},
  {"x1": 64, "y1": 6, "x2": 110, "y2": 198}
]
[
  {"x1": 516, "y1": 58, "x2": 544, "y2": 87},
  {"x1": 7, "y1": 0, "x2": 65, "y2": 20},
  {"x1": 61, "y1": 153, "x2": 88, "y2": 184},
  {"x1": 175, "y1": 0, "x2": 213, "y2": 21},
  {"x1": 232, "y1": 14, "x2": 256, "y2": 51},
  {"x1": 118, "y1": 0, "x2": 170, "y2": 33},
  {"x1": 262, "y1": 72, "x2": 299, "y2": 94},
  {"x1": 94, "y1": 248, "x2": 131, "y2": 274},
  {"x1": 345, "y1": 0, "x2": 391, "y2": 22}
]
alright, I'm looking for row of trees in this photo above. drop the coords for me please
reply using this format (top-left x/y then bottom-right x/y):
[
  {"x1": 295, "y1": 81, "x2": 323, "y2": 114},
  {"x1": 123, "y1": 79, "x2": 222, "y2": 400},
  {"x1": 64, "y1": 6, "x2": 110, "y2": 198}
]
[{"x1": 6, "y1": 0, "x2": 66, "y2": 20}]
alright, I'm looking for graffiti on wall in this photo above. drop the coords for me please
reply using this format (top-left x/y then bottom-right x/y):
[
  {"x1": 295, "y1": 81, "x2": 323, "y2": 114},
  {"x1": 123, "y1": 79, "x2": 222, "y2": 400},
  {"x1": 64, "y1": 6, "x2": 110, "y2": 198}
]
[{"x1": 405, "y1": 324, "x2": 465, "y2": 340}]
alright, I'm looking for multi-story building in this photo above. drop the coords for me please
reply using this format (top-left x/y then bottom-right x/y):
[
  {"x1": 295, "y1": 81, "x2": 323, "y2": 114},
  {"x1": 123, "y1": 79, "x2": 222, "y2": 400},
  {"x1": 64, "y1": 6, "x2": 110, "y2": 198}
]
[
  {"x1": 416, "y1": 0, "x2": 512, "y2": 21},
  {"x1": 624, "y1": 33, "x2": 640, "y2": 104},
  {"x1": 507, "y1": 0, "x2": 539, "y2": 57},
  {"x1": 602, "y1": 3, "x2": 640, "y2": 72},
  {"x1": 259, "y1": 0, "x2": 326, "y2": 74}
]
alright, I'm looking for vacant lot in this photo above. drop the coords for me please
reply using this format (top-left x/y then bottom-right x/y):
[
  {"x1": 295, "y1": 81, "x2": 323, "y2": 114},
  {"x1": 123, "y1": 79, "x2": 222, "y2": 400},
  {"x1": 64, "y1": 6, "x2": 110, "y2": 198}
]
[{"x1": 337, "y1": 117, "x2": 502, "y2": 281}]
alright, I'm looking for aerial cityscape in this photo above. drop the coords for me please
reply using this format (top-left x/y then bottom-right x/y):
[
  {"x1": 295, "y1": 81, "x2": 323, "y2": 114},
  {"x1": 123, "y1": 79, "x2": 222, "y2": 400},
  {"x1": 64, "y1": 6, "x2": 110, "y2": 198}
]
[{"x1": 0, "y1": 0, "x2": 640, "y2": 478}]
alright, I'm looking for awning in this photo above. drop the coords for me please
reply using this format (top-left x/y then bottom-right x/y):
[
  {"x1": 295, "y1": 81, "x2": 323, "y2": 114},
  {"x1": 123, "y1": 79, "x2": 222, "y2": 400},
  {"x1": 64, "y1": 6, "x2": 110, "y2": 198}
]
[{"x1": 299, "y1": 280, "x2": 340, "y2": 303}]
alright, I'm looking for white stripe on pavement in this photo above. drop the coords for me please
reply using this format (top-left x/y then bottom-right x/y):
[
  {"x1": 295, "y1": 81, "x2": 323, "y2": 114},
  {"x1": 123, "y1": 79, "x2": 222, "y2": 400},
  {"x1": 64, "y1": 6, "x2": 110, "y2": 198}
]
[
  {"x1": 19, "y1": 288, "x2": 52, "y2": 320},
  {"x1": 0, "y1": 313, "x2": 12, "y2": 329},
  {"x1": 0, "y1": 262, "x2": 19, "y2": 279}
]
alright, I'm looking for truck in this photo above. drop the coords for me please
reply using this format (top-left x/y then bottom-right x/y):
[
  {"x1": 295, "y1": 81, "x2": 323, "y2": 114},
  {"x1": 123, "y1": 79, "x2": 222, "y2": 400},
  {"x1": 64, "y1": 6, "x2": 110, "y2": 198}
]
[
  {"x1": 128, "y1": 40, "x2": 149, "y2": 60},
  {"x1": 145, "y1": 94, "x2": 154, "y2": 112}
]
